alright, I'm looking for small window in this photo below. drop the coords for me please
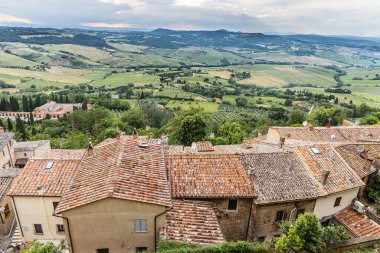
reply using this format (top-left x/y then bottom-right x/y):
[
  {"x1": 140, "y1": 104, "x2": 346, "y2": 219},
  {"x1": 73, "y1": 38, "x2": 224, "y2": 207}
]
[
  {"x1": 136, "y1": 247, "x2": 148, "y2": 253},
  {"x1": 96, "y1": 249, "x2": 109, "y2": 253},
  {"x1": 296, "y1": 209, "x2": 305, "y2": 218},
  {"x1": 257, "y1": 236, "x2": 266, "y2": 242},
  {"x1": 134, "y1": 219, "x2": 147, "y2": 232},
  {"x1": 310, "y1": 147, "x2": 321, "y2": 155},
  {"x1": 24, "y1": 153, "x2": 27, "y2": 157},
  {"x1": 276, "y1": 211, "x2": 286, "y2": 222},
  {"x1": 45, "y1": 160, "x2": 53, "y2": 170},
  {"x1": 56, "y1": 224, "x2": 65, "y2": 233},
  {"x1": 334, "y1": 197, "x2": 342, "y2": 207},
  {"x1": 53, "y1": 202, "x2": 59, "y2": 211},
  {"x1": 34, "y1": 224, "x2": 43, "y2": 234},
  {"x1": 227, "y1": 199, "x2": 238, "y2": 211},
  {"x1": 4, "y1": 204, "x2": 10, "y2": 218}
]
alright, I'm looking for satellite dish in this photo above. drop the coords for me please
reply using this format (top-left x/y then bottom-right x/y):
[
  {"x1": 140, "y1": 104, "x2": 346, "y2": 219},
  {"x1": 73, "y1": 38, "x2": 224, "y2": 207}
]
[
  {"x1": 357, "y1": 146, "x2": 365, "y2": 153},
  {"x1": 303, "y1": 121, "x2": 308, "y2": 127}
]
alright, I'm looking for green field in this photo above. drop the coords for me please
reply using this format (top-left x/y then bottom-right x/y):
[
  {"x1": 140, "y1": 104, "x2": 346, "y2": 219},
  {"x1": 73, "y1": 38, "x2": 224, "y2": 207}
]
[
  {"x1": 165, "y1": 100, "x2": 219, "y2": 112},
  {"x1": 92, "y1": 72, "x2": 160, "y2": 88}
]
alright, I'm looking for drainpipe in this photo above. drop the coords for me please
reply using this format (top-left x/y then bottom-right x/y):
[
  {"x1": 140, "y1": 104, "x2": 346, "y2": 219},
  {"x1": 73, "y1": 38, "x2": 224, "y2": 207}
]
[
  {"x1": 245, "y1": 198, "x2": 254, "y2": 241},
  {"x1": 10, "y1": 196, "x2": 23, "y2": 237},
  {"x1": 53, "y1": 213, "x2": 74, "y2": 253},
  {"x1": 154, "y1": 207, "x2": 172, "y2": 251}
]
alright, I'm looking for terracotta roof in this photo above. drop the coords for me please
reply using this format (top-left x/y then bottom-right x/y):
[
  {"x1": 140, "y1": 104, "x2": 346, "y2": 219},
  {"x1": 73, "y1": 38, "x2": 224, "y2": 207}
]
[
  {"x1": 34, "y1": 149, "x2": 86, "y2": 160},
  {"x1": 166, "y1": 200, "x2": 224, "y2": 244},
  {"x1": 166, "y1": 142, "x2": 284, "y2": 155},
  {"x1": 335, "y1": 207, "x2": 380, "y2": 237},
  {"x1": 293, "y1": 144, "x2": 364, "y2": 195},
  {"x1": 56, "y1": 137, "x2": 171, "y2": 213},
  {"x1": 242, "y1": 152, "x2": 323, "y2": 204},
  {"x1": 14, "y1": 140, "x2": 49, "y2": 151},
  {"x1": 335, "y1": 144, "x2": 380, "y2": 178},
  {"x1": 8, "y1": 157, "x2": 82, "y2": 197},
  {"x1": 194, "y1": 141, "x2": 214, "y2": 152},
  {"x1": 270, "y1": 126, "x2": 380, "y2": 143},
  {"x1": 167, "y1": 154, "x2": 254, "y2": 198}
]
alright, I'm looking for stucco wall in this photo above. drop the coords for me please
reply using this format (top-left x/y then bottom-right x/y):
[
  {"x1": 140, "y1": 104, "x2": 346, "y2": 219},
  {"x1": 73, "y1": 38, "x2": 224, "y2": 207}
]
[
  {"x1": 13, "y1": 196, "x2": 65, "y2": 242},
  {"x1": 251, "y1": 200, "x2": 316, "y2": 242},
  {"x1": 0, "y1": 195, "x2": 15, "y2": 235},
  {"x1": 0, "y1": 140, "x2": 15, "y2": 168},
  {"x1": 266, "y1": 129, "x2": 281, "y2": 144},
  {"x1": 15, "y1": 141, "x2": 51, "y2": 160},
  {"x1": 62, "y1": 198, "x2": 167, "y2": 253},
  {"x1": 314, "y1": 189, "x2": 359, "y2": 219}
]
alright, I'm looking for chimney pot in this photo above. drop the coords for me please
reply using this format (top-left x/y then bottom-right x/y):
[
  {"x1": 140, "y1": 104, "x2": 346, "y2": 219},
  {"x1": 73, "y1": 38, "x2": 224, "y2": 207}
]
[
  {"x1": 133, "y1": 128, "x2": 138, "y2": 139},
  {"x1": 322, "y1": 170, "x2": 330, "y2": 185},
  {"x1": 115, "y1": 132, "x2": 121, "y2": 140},
  {"x1": 279, "y1": 137, "x2": 285, "y2": 148}
]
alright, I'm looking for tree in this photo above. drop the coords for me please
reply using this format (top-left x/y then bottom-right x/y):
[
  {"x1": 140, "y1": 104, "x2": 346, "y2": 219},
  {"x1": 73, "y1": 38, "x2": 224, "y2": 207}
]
[
  {"x1": 15, "y1": 116, "x2": 27, "y2": 140},
  {"x1": 275, "y1": 213, "x2": 349, "y2": 253},
  {"x1": 179, "y1": 114, "x2": 207, "y2": 146},
  {"x1": 122, "y1": 109, "x2": 149, "y2": 129},
  {"x1": 22, "y1": 95, "x2": 29, "y2": 112},
  {"x1": 284, "y1": 99, "x2": 293, "y2": 106},
  {"x1": 7, "y1": 118, "x2": 13, "y2": 131},
  {"x1": 235, "y1": 97, "x2": 248, "y2": 108},
  {"x1": 288, "y1": 110, "x2": 306, "y2": 125},
  {"x1": 215, "y1": 122, "x2": 244, "y2": 145},
  {"x1": 29, "y1": 111, "x2": 34, "y2": 125},
  {"x1": 22, "y1": 240, "x2": 68, "y2": 253}
]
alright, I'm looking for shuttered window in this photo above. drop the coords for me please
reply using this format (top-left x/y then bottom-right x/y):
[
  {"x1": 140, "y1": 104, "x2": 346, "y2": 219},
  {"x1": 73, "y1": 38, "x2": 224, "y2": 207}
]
[{"x1": 134, "y1": 219, "x2": 147, "y2": 232}]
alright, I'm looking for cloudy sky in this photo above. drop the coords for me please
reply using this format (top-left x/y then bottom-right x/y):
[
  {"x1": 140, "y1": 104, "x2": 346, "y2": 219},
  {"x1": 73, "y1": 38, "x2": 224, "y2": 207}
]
[{"x1": 0, "y1": 0, "x2": 379, "y2": 36}]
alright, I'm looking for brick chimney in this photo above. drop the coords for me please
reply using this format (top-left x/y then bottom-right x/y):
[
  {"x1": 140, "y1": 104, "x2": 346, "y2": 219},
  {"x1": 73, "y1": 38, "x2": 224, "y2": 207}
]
[
  {"x1": 133, "y1": 128, "x2": 138, "y2": 139},
  {"x1": 322, "y1": 170, "x2": 330, "y2": 185},
  {"x1": 87, "y1": 144, "x2": 94, "y2": 157},
  {"x1": 279, "y1": 137, "x2": 286, "y2": 148},
  {"x1": 115, "y1": 132, "x2": 121, "y2": 141}
]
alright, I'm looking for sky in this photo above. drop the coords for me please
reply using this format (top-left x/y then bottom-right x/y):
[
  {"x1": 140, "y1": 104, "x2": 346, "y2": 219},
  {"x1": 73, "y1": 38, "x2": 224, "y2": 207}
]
[{"x1": 0, "y1": 0, "x2": 379, "y2": 36}]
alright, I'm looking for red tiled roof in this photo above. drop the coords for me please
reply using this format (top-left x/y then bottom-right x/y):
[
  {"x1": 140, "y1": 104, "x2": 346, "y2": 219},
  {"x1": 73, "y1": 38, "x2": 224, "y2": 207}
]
[
  {"x1": 34, "y1": 149, "x2": 86, "y2": 160},
  {"x1": 56, "y1": 137, "x2": 171, "y2": 213},
  {"x1": 8, "y1": 157, "x2": 83, "y2": 197},
  {"x1": 166, "y1": 200, "x2": 224, "y2": 244},
  {"x1": 242, "y1": 152, "x2": 323, "y2": 204},
  {"x1": 335, "y1": 207, "x2": 380, "y2": 237},
  {"x1": 294, "y1": 144, "x2": 364, "y2": 195},
  {"x1": 335, "y1": 143, "x2": 380, "y2": 178},
  {"x1": 195, "y1": 141, "x2": 214, "y2": 152},
  {"x1": 167, "y1": 154, "x2": 254, "y2": 198},
  {"x1": 270, "y1": 126, "x2": 380, "y2": 143}
]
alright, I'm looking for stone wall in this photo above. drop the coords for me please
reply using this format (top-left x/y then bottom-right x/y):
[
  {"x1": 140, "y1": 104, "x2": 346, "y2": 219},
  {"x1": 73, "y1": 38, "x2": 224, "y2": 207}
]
[
  {"x1": 250, "y1": 200, "x2": 316, "y2": 242},
  {"x1": 210, "y1": 198, "x2": 253, "y2": 241}
]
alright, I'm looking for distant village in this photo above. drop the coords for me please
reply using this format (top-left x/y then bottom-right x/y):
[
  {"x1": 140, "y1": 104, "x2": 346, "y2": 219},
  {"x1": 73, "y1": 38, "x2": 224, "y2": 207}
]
[{"x1": 0, "y1": 122, "x2": 379, "y2": 252}]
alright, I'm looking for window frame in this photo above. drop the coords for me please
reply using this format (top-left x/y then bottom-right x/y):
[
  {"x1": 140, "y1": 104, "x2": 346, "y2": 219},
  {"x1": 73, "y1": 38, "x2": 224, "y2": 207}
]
[
  {"x1": 33, "y1": 224, "x2": 43, "y2": 234},
  {"x1": 134, "y1": 219, "x2": 148, "y2": 233},
  {"x1": 56, "y1": 224, "x2": 65, "y2": 233},
  {"x1": 334, "y1": 197, "x2": 342, "y2": 207},
  {"x1": 53, "y1": 202, "x2": 59, "y2": 211},
  {"x1": 4, "y1": 204, "x2": 10, "y2": 218},
  {"x1": 136, "y1": 247, "x2": 148, "y2": 253},
  {"x1": 227, "y1": 199, "x2": 238, "y2": 211},
  {"x1": 96, "y1": 249, "x2": 109, "y2": 253}
]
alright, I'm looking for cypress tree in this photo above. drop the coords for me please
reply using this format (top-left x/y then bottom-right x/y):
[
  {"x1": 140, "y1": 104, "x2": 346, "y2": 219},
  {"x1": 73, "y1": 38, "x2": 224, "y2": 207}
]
[
  {"x1": 22, "y1": 95, "x2": 29, "y2": 112},
  {"x1": 29, "y1": 111, "x2": 34, "y2": 125},
  {"x1": 7, "y1": 118, "x2": 13, "y2": 131}
]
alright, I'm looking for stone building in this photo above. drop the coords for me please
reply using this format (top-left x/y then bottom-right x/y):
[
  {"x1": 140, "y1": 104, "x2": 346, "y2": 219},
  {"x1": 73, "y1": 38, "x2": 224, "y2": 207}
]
[
  {"x1": 0, "y1": 132, "x2": 15, "y2": 169},
  {"x1": 0, "y1": 168, "x2": 19, "y2": 235},
  {"x1": 14, "y1": 140, "x2": 51, "y2": 168}
]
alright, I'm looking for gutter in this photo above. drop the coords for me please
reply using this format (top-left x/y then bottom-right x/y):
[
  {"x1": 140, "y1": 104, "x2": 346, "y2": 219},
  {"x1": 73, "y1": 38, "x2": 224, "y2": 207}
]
[
  {"x1": 53, "y1": 213, "x2": 74, "y2": 253},
  {"x1": 11, "y1": 196, "x2": 23, "y2": 237},
  {"x1": 154, "y1": 207, "x2": 172, "y2": 251}
]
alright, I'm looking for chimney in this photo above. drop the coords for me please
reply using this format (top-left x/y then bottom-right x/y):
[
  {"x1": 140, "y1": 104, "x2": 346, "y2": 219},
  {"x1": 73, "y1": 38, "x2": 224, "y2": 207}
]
[
  {"x1": 133, "y1": 128, "x2": 138, "y2": 139},
  {"x1": 308, "y1": 123, "x2": 314, "y2": 131},
  {"x1": 373, "y1": 158, "x2": 380, "y2": 170},
  {"x1": 279, "y1": 137, "x2": 285, "y2": 148},
  {"x1": 322, "y1": 170, "x2": 330, "y2": 185},
  {"x1": 87, "y1": 144, "x2": 94, "y2": 157},
  {"x1": 115, "y1": 132, "x2": 121, "y2": 141}
]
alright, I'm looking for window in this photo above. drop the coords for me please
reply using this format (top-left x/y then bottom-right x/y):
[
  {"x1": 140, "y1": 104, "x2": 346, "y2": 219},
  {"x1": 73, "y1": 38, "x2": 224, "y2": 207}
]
[
  {"x1": 334, "y1": 197, "x2": 342, "y2": 207},
  {"x1": 227, "y1": 199, "x2": 238, "y2": 211},
  {"x1": 34, "y1": 224, "x2": 43, "y2": 234},
  {"x1": 257, "y1": 236, "x2": 266, "y2": 242},
  {"x1": 310, "y1": 147, "x2": 321, "y2": 155},
  {"x1": 296, "y1": 209, "x2": 305, "y2": 218},
  {"x1": 96, "y1": 249, "x2": 109, "y2": 253},
  {"x1": 276, "y1": 211, "x2": 286, "y2": 222},
  {"x1": 136, "y1": 247, "x2": 148, "y2": 253},
  {"x1": 56, "y1": 224, "x2": 65, "y2": 233},
  {"x1": 53, "y1": 202, "x2": 59, "y2": 211},
  {"x1": 134, "y1": 219, "x2": 147, "y2": 232},
  {"x1": 4, "y1": 204, "x2": 10, "y2": 218},
  {"x1": 45, "y1": 160, "x2": 53, "y2": 171}
]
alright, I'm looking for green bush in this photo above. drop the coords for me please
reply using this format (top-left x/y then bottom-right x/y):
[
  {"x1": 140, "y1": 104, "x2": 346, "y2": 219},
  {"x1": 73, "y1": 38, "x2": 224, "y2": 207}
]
[{"x1": 157, "y1": 241, "x2": 269, "y2": 253}]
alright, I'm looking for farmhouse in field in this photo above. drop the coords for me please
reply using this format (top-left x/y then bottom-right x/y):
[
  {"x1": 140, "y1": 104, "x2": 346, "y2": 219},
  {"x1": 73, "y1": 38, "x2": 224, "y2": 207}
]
[
  {"x1": 6, "y1": 125, "x2": 380, "y2": 252},
  {"x1": 0, "y1": 101, "x2": 82, "y2": 121}
]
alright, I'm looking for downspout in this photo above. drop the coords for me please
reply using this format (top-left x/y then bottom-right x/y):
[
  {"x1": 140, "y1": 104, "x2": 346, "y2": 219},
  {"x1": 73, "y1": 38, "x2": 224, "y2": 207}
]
[
  {"x1": 245, "y1": 198, "x2": 254, "y2": 241},
  {"x1": 11, "y1": 196, "x2": 23, "y2": 237},
  {"x1": 53, "y1": 213, "x2": 74, "y2": 253},
  {"x1": 154, "y1": 207, "x2": 172, "y2": 251}
]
